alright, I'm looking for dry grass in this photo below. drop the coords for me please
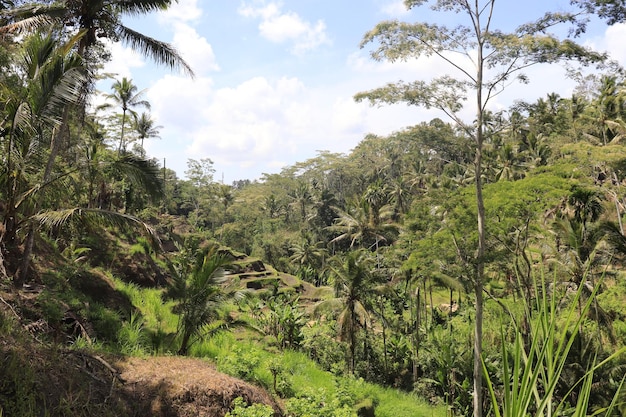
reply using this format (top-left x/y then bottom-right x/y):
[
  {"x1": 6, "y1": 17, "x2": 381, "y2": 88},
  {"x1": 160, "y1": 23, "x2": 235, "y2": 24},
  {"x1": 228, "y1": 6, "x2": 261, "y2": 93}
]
[{"x1": 118, "y1": 356, "x2": 283, "y2": 417}]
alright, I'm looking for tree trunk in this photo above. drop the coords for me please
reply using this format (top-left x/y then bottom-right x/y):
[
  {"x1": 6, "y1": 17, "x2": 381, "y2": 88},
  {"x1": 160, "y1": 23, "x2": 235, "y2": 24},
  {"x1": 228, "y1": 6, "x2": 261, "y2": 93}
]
[
  {"x1": 380, "y1": 297, "x2": 388, "y2": 376},
  {"x1": 413, "y1": 287, "x2": 421, "y2": 382},
  {"x1": 15, "y1": 126, "x2": 64, "y2": 287},
  {"x1": 118, "y1": 109, "x2": 127, "y2": 156},
  {"x1": 473, "y1": 25, "x2": 487, "y2": 417},
  {"x1": 15, "y1": 226, "x2": 35, "y2": 287},
  {"x1": 178, "y1": 329, "x2": 192, "y2": 356}
]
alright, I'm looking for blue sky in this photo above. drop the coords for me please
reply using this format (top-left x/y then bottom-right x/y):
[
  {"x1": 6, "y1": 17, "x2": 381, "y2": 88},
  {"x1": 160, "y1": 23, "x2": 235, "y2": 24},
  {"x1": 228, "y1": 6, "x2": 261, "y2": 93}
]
[{"x1": 97, "y1": 0, "x2": 626, "y2": 184}]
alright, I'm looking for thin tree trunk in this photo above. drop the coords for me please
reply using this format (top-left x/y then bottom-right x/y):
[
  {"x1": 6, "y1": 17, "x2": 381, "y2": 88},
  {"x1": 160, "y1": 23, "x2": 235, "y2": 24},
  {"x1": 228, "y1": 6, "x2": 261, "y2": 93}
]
[
  {"x1": 379, "y1": 296, "x2": 388, "y2": 376},
  {"x1": 16, "y1": 126, "x2": 63, "y2": 286},
  {"x1": 473, "y1": 17, "x2": 487, "y2": 417},
  {"x1": 118, "y1": 109, "x2": 127, "y2": 156},
  {"x1": 413, "y1": 287, "x2": 421, "y2": 382}
]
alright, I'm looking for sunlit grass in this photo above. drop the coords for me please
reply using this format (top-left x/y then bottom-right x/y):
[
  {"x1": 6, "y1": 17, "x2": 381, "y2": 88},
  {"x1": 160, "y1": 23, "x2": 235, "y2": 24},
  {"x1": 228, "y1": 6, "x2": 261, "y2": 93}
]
[
  {"x1": 111, "y1": 277, "x2": 179, "y2": 353},
  {"x1": 192, "y1": 333, "x2": 446, "y2": 417}
]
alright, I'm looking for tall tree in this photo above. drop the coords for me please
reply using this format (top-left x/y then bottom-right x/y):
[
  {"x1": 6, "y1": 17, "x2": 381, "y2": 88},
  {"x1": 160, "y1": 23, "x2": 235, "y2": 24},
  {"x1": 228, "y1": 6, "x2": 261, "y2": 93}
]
[
  {"x1": 0, "y1": 31, "x2": 85, "y2": 284},
  {"x1": 103, "y1": 77, "x2": 150, "y2": 156},
  {"x1": 316, "y1": 249, "x2": 376, "y2": 374},
  {"x1": 133, "y1": 112, "x2": 162, "y2": 150},
  {"x1": 355, "y1": 2, "x2": 605, "y2": 415}
]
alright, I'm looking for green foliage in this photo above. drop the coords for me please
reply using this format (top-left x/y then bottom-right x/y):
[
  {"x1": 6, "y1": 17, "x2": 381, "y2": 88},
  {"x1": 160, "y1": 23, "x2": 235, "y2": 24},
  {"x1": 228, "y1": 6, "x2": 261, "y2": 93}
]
[
  {"x1": 483, "y1": 272, "x2": 626, "y2": 417},
  {"x1": 0, "y1": 352, "x2": 38, "y2": 417},
  {"x1": 88, "y1": 303, "x2": 122, "y2": 342},
  {"x1": 257, "y1": 295, "x2": 305, "y2": 349},
  {"x1": 163, "y1": 241, "x2": 240, "y2": 355},
  {"x1": 117, "y1": 312, "x2": 149, "y2": 355},
  {"x1": 217, "y1": 346, "x2": 263, "y2": 384},
  {"x1": 285, "y1": 388, "x2": 356, "y2": 417},
  {"x1": 267, "y1": 358, "x2": 294, "y2": 398},
  {"x1": 301, "y1": 319, "x2": 347, "y2": 373},
  {"x1": 416, "y1": 327, "x2": 473, "y2": 414},
  {"x1": 225, "y1": 397, "x2": 274, "y2": 417}
]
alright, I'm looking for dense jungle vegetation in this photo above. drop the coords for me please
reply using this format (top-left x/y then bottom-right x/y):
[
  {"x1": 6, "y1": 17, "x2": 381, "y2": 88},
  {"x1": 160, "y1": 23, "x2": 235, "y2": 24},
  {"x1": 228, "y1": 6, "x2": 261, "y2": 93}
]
[{"x1": 3, "y1": 0, "x2": 626, "y2": 416}]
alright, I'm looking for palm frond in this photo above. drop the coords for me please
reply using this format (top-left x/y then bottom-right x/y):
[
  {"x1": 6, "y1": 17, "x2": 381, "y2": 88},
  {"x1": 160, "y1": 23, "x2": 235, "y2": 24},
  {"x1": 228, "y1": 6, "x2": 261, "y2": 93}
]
[
  {"x1": 32, "y1": 207, "x2": 161, "y2": 247},
  {"x1": 0, "y1": 3, "x2": 64, "y2": 34},
  {"x1": 114, "y1": 0, "x2": 172, "y2": 15},
  {"x1": 110, "y1": 154, "x2": 163, "y2": 200},
  {"x1": 116, "y1": 25, "x2": 194, "y2": 77},
  {"x1": 313, "y1": 298, "x2": 343, "y2": 318},
  {"x1": 1, "y1": 14, "x2": 56, "y2": 33},
  {"x1": 600, "y1": 221, "x2": 626, "y2": 255}
]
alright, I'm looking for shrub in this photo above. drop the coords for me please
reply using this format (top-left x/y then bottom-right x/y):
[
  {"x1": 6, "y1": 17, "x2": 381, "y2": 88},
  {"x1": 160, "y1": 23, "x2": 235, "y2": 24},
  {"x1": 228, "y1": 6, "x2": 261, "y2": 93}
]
[
  {"x1": 217, "y1": 346, "x2": 262, "y2": 383},
  {"x1": 225, "y1": 397, "x2": 274, "y2": 417}
]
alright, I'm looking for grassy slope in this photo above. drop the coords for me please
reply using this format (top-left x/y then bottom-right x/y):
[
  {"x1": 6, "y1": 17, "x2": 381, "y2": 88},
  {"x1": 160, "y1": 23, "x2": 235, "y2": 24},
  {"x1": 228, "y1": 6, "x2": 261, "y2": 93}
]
[{"x1": 0, "y1": 237, "x2": 446, "y2": 417}]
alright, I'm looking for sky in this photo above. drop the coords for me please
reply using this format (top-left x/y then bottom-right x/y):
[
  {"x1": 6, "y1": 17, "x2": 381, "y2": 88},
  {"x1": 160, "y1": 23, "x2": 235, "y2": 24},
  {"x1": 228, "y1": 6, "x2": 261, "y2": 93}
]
[{"x1": 97, "y1": 0, "x2": 626, "y2": 184}]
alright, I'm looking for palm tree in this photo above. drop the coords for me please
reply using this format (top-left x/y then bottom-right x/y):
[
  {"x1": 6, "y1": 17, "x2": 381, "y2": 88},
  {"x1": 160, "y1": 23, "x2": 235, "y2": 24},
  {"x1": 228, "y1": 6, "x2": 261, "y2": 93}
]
[
  {"x1": 328, "y1": 196, "x2": 398, "y2": 251},
  {"x1": 363, "y1": 178, "x2": 389, "y2": 227},
  {"x1": 216, "y1": 183, "x2": 234, "y2": 211},
  {"x1": 567, "y1": 185, "x2": 605, "y2": 236},
  {"x1": 0, "y1": 31, "x2": 85, "y2": 285},
  {"x1": 0, "y1": 33, "x2": 165, "y2": 287},
  {"x1": 290, "y1": 233, "x2": 327, "y2": 284},
  {"x1": 552, "y1": 187, "x2": 605, "y2": 286},
  {"x1": 103, "y1": 77, "x2": 150, "y2": 156},
  {"x1": 163, "y1": 242, "x2": 243, "y2": 355},
  {"x1": 1, "y1": 0, "x2": 193, "y2": 76},
  {"x1": 289, "y1": 182, "x2": 313, "y2": 223},
  {"x1": 389, "y1": 176, "x2": 412, "y2": 219},
  {"x1": 263, "y1": 194, "x2": 283, "y2": 219},
  {"x1": 315, "y1": 250, "x2": 375, "y2": 373},
  {"x1": 133, "y1": 112, "x2": 162, "y2": 150}
]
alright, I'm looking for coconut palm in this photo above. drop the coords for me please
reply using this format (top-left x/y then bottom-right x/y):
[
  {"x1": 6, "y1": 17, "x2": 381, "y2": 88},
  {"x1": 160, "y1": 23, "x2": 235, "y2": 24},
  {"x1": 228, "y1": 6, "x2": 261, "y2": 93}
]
[
  {"x1": 289, "y1": 182, "x2": 313, "y2": 223},
  {"x1": 103, "y1": 77, "x2": 150, "y2": 155},
  {"x1": 1, "y1": 0, "x2": 193, "y2": 76},
  {"x1": 263, "y1": 194, "x2": 283, "y2": 219},
  {"x1": 314, "y1": 250, "x2": 375, "y2": 373},
  {"x1": 133, "y1": 112, "x2": 162, "y2": 150},
  {"x1": 0, "y1": 31, "x2": 85, "y2": 284},
  {"x1": 215, "y1": 183, "x2": 234, "y2": 211},
  {"x1": 0, "y1": 34, "x2": 164, "y2": 286},
  {"x1": 328, "y1": 195, "x2": 398, "y2": 251},
  {"x1": 290, "y1": 233, "x2": 327, "y2": 284}
]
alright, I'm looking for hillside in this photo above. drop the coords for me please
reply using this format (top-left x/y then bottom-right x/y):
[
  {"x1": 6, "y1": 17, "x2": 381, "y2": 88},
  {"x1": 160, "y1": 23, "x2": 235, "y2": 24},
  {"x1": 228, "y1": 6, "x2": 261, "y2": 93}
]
[{"x1": 0, "y1": 314, "x2": 281, "y2": 417}]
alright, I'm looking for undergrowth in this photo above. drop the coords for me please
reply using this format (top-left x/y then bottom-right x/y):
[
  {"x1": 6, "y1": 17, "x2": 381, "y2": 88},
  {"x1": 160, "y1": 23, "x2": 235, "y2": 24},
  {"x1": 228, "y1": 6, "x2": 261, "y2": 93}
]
[{"x1": 192, "y1": 330, "x2": 445, "y2": 417}]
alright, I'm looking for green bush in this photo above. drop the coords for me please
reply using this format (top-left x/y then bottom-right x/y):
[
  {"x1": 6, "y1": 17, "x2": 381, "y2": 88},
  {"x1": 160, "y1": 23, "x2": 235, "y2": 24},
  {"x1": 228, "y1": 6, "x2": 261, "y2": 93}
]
[
  {"x1": 217, "y1": 346, "x2": 262, "y2": 383},
  {"x1": 285, "y1": 388, "x2": 356, "y2": 417},
  {"x1": 301, "y1": 321, "x2": 346, "y2": 372},
  {"x1": 225, "y1": 397, "x2": 274, "y2": 417}
]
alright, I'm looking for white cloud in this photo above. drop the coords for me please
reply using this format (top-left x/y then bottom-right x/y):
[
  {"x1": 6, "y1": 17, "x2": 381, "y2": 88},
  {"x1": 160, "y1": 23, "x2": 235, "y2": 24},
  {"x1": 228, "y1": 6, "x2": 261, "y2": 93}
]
[
  {"x1": 101, "y1": 41, "x2": 145, "y2": 80},
  {"x1": 148, "y1": 75, "x2": 214, "y2": 131},
  {"x1": 238, "y1": 1, "x2": 331, "y2": 54},
  {"x1": 596, "y1": 23, "x2": 626, "y2": 65},
  {"x1": 332, "y1": 97, "x2": 368, "y2": 134},
  {"x1": 141, "y1": 69, "x2": 445, "y2": 182},
  {"x1": 171, "y1": 23, "x2": 220, "y2": 75},
  {"x1": 380, "y1": 1, "x2": 410, "y2": 16},
  {"x1": 158, "y1": 0, "x2": 202, "y2": 24}
]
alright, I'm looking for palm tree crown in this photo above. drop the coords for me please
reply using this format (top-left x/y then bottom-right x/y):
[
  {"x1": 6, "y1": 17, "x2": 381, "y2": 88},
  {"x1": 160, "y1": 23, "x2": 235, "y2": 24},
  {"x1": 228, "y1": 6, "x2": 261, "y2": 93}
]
[
  {"x1": 103, "y1": 77, "x2": 150, "y2": 155},
  {"x1": 133, "y1": 112, "x2": 162, "y2": 150},
  {"x1": 1, "y1": 0, "x2": 194, "y2": 76}
]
